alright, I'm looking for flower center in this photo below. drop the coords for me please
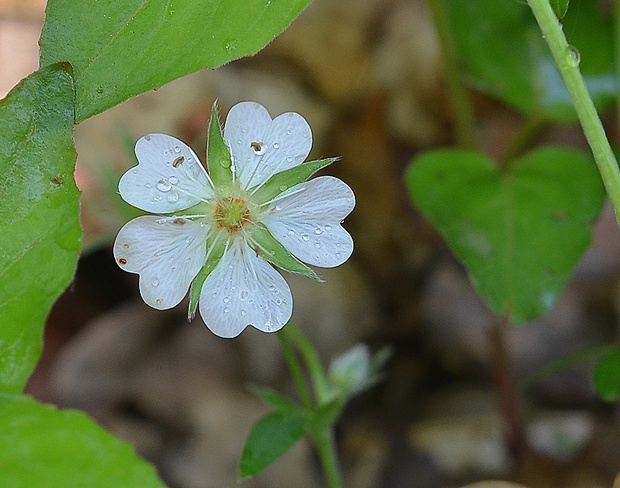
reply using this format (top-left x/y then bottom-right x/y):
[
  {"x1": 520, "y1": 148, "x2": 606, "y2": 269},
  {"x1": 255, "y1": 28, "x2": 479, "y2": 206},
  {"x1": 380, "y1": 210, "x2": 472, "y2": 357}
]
[{"x1": 213, "y1": 196, "x2": 252, "y2": 233}]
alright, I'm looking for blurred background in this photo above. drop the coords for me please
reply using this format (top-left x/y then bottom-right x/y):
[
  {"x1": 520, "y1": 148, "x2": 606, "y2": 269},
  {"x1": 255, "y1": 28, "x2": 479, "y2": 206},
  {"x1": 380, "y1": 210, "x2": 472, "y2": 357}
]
[{"x1": 2, "y1": 0, "x2": 620, "y2": 486}]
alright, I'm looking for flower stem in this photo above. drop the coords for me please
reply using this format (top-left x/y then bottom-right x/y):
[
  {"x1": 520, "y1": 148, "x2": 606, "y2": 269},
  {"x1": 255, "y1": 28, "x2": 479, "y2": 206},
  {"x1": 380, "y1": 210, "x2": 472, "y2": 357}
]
[
  {"x1": 427, "y1": 0, "x2": 476, "y2": 149},
  {"x1": 311, "y1": 427, "x2": 343, "y2": 488},
  {"x1": 527, "y1": 0, "x2": 620, "y2": 219},
  {"x1": 489, "y1": 316, "x2": 527, "y2": 463},
  {"x1": 278, "y1": 328, "x2": 313, "y2": 410}
]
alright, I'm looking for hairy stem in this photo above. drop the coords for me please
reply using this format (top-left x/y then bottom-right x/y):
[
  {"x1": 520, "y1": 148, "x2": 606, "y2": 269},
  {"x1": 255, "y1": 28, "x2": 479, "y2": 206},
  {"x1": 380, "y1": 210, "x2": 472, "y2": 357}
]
[{"x1": 528, "y1": 0, "x2": 620, "y2": 219}]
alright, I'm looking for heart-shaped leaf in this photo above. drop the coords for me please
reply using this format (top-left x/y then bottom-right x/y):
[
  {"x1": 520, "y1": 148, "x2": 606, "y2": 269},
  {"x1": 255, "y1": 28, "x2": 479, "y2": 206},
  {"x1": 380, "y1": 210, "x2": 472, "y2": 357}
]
[
  {"x1": 39, "y1": 0, "x2": 312, "y2": 122},
  {"x1": 405, "y1": 147, "x2": 605, "y2": 323},
  {"x1": 0, "y1": 393, "x2": 165, "y2": 487},
  {"x1": 0, "y1": 64, "x2": 80, "y2": 392},
  {"x1": 446, "y1": 0, "x2": 614, "y2": 121}
]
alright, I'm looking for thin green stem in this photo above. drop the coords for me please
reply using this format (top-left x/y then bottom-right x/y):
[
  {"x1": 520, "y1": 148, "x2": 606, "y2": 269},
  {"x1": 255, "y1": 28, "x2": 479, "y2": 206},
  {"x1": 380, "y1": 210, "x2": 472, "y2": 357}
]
[
  {"x1": 616, "y1": 0, "x2": 620, "y2": 146},
  {"x1": 528, "y1": 0, "x2": 620, "y2": 219},
  {"x1": 427, "y1": 0, "x2": 476, "y2": 149},
  {"x1": 284, "y1": 324, "x2": 330, "y2": 403},
  {"x1": 518, "y1": 344, "x2": 615, "y2": 394},
  {"x1": 311, "y1": 428, "x2": 342, "y2": 488},
  {"x1": 501, "y1": 114, "x2": 546, "y2": 166},
  {"x1": 278, "y1": 329, "x2": 313, "y2": 410}
]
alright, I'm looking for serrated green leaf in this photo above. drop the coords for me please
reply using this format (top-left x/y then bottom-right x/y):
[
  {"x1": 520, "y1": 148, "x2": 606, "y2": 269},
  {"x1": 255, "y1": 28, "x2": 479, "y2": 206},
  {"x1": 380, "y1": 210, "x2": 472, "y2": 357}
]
[
  {"x1": 250, "y1": 386, "x2": 303, "y2": 414},
  {"x1": 0, "y1": 64, "x2": 80, "y2": 392},
  {"x1": 593, "y1": 347, "x2": 620, "y2": 402},
  {"x1": 447, "y1": 0, "x2": 614, "y2": 121},
  {"x1": 207, "y1": 103, "x2": 233, "y2": 190},
  {"x1": 405, "y1": 147, "x2": 605, "y2": 323},
  {"x1": 0, "y1": 393, "x2": 165, "y2": 487},
  {"x1": 550, "y1": 0, "x2": 570, "y2": 20},
  {"x1": 40, "y1": 0, "x2": 312, "y2": 122},
  {"x1": 240, "y1": 411, "x2": 305, "y2": 478},
  {"x1": 250, "y1": 223, "x2": 320, "y2": 281},
  {"x1": 252, "y1": 158, "x2": 337, "y2": 205}
]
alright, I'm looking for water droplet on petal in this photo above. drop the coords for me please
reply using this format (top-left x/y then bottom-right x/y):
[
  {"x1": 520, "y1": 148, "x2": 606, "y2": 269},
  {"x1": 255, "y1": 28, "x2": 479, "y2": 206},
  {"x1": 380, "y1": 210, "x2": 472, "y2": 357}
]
[
  {"x1": 152, "y1": 278, "x2": 159, "y2": 287},
  {"x1": 211, "y1": 292, "x2": 217, "y2": 299},
  {"x1": 240, "y1": 290, "x2": 249, "y2": 300},
  {"x1": 167, "y1": 193, "x2": 179, "y2": 203},
  {"x1": 145, "y1": 183, "x2": 152, "y2": 189},
  {"x1": 156, "y1": 218, "x2": 166, "y2": 225},
  {"x1": 174, "y1": 145, "x2": 181, "y2": 153},
  {"x1": 157, "y1": 179, "x2": 172, "y2": 192},
  {"x1": 168, "y1": 176, "x2": 178, "y2": 185},
  {"x1": 273, "y1": 142, "x2": 280, "y2": 149},
  {"x1": 336, "y1": 252, "x2": 342, "y2": 259},
  {"x1": 286, "y1": 156, "x2": 293, "y2": 163},
  {"x1": 286, "y1": 129, "x2": 291, "y2": 136},
  {"x1": 144, "y1": 135, "x2": 151, "y2": 141},
  {"x1": 223, "y1": 297, "x2": 230, "y2": 303},
  {"x1": 287, "y1": 229, "x2": 295, "y2": 236},
  {"x1": 153, "y1": 195, "x2": 162, "y2": 202},
  {"x1": 251, "y1": 141, "x2": 265, "y2": 155},
  {"x1": 325, "y1": 225, "x2": 332, "y2": 232},
  {"x1": 315, "y1": 228, "x2": 322, "y2": 235},
  {"x1": 224, "y1": 307, "x2": 230, "y2": 313},
  {"x1": 269, "y1": 285, "x2": 276, "y2": 291},
  {"x1": 315, "y1": 242, "x2": 321, "y2": 249},
  {"x1": 301, "y1": 234, "x2": 309, "y2": 242},
  {"x1": 241, "y1": 309, "x2": 247, "y2": 316}
]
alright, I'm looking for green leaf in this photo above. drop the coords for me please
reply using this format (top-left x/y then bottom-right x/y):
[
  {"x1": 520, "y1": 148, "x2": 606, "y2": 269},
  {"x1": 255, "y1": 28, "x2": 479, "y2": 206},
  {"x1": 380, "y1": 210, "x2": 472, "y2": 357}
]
[
  {"x1": 187, "y1": 235, "x2": 226, "y2": 320},
  {"x1": 207, "y1": 102, "x2": 233, "y2": 190},
  {"x1": 40, "y1": 0, "x2": 313, "y2": 122},
  {"x1": 593, "y1": 347, "x2": 620, "y2": 402},
  {"x1": 307, "y1": 399, "x2": 341, "y2": 435},
  {"x1": 447, "y1": 0, "x2": 614, "y2": 121},
  {"x1": 550, "y1": 0, "x2": 570, "y2": 20},
  {"x1": 252, "y1": 158, "x2": 337, "y2": 205},
  {"x1": 405, "y1": 147, "x2": 605, "y2": 323},
  {"x1": 0, "y1": 393, "x2": 165, "y2": 487},
  {"x1": 240, "y1": 411, "x2": 305, "y2": 478},
  {"x1": 0, "y1": 64, "x2": 80, "y2": 392},
  {"x1": 250, "y1": 386, "x2": 303, "y2": 414},
  {"x1": 250, "y1": 223, "x2": 321, "y2": 281}
]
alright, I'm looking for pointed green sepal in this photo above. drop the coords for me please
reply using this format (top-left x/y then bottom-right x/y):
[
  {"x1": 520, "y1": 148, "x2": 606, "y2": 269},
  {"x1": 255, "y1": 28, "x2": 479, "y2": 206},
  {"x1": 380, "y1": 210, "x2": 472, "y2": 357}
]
[
  {"x1": 187, "y1": 234, "x2": 227, "y2": 320},
  {"x1": 250, "y1": 223, "x2": 321, "y2": 281},
  {"x1": 250, "y1": 386, "x2": 304, "y2": 415},
  {"x1": 252, "y1": 158, "x2": 337, "y2": 205},
  {"x1": 206, "y1": 102, "x2": 233, "y2": 190}
]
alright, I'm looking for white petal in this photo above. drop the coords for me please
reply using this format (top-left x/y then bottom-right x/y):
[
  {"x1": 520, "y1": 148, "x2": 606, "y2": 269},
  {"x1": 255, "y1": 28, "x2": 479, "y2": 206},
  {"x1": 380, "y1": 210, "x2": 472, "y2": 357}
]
[
  {"x1": 262, "y1": 176, "x2": 355, "y2": 268},
  {"x1": 223, "y1": 101, "x2": 312, "y2": 190},
  {"x1": 119, "y1": 134, "x2": 213, "y2": 213},
  {"x1": 114, "y1": 215, "x2": 208, "y2": 310},
  {"x1": 199, "y1": 238, "x2": 292, "y2": 338}
]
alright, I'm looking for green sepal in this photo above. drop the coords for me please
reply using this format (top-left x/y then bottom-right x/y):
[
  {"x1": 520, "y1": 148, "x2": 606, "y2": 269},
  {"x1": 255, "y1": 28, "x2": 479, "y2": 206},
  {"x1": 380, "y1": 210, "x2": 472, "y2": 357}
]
[
  {"x1": 250, "y1": 223, "x2": 321, "y2": 281},
  {"x1": 252, "y1": 158, "x2": 337, "y2": 205},
  {"x1": 187, "y1": 234, "x2": 227, "y2": 320},
  {"x1": 206, "y1": 102, "x2": 233, "y2": 190},
  {"x1": 307, "y1": 399, "x2": 342, "y2": 436},
  {"x1": 550, "y1": 0, "x2": 570, "y2": 21}
]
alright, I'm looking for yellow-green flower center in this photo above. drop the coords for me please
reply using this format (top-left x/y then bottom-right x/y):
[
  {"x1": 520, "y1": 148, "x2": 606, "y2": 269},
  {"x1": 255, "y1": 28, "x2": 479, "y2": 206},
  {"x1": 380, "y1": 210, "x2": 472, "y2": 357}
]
[{"x1": 213, "y1": 196, "x2": 252, "y2": 233}]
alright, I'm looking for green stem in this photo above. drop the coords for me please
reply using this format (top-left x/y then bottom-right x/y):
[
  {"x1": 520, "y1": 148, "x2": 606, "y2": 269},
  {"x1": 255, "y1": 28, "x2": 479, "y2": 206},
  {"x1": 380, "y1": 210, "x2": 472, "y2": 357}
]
[
  {"x1": 278, "y1": 329, "x2": 313, "y2": 410},
  {"x1": 518, "y1": 344, "x2": 615, "y2": 394},
  {"x1": 616, "y1": 0, "x2": 620, "y2": 146},
  {"x1": 311, "y1": 428, "x2": 342, "y2": 488},
  {"x1": 501, "y1": 114, "x2": 546, "y2": 166},
  {"x1": 284, "y1": 324, "x2": 330, "y2": 403},
  {"x1": 528, "y1": 0, "x2": 620, "y2": 219},
  {"x1": 427, "y1": 0, "x2": 476, "y2": 149}
]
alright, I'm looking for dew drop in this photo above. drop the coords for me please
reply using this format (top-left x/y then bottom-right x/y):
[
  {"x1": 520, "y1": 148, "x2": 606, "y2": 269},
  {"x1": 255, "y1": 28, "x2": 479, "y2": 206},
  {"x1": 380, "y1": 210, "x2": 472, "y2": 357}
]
[
  {"x1": 152, "y1": 278, "x2": 159, "y2": 287},
  {"x1": 144, "y1": 135, "x2": 151, "y2": 141},
  {"x1": 336, "y1": 252, "x2": 342, "y2": 259},
  {"x1": 286, "y1": 129, "x2": 291, "y2": 136},
  {"x1": 163, "y1": 150, "x2": 169, "y2": 156},
  {"x1": 156, "y1": 179, "x2": 172, "y2": 192},
  {"x1": 269, "y1": 285, "x2": 276, "y2": 291},
  {"x1": 251, "y1": 141, "x2": 266, "y2": 155},
  {"x1": 315, "y1": 242, "x2": 321, "y2": 249},
  {"x1": 156, "y1": 218, "x2": 166, "y2": 225},
  {"x1": 275, "y1": 204, "x2": 283, "y2": 211},
  {"x1": 315, "y1": 228, "x2": 322, "y2": 235},
  {"x1": 302, "y1": 234, "x2": 309, "y2": 242},
  {"x1": 167, "y1": 193, "x2": 179, "y2": 203},
  {"x1": 153, "y1": 195, "x2": 162, "y2": 202},
  {"x1": 287, "y1": 229, "x2": 295, "y2": 236},
  {"x1": 168, "y1": 176, "x2": 178, "y2": 185},
  {"x1": 223, "y1": 297, "x2": 230, "y2": 303},
  {"x1": 211, "y1": 292, "x2": 217, "y2": 299},
  {"x1": 174, "y1": 145, "x2": 181, "y2": 153},
  {"x1": 325, "y1": 225, "x2": 332, "y2": 232},
  {"x1": 278, "y1": 184, "x2": 288, "y2": 192},
  {"x1": 273, "y1": 142, "x2": 280, "y2": 149},
  {"x1": 567, "y1": 45, "x2": 580, "y2": 67},
  {"x1": 220, "y1": 158, "x2": 231, "y2": 168},
  {"x1": 132, "y1": 169, "x2": 138, "y2": 175},
  {"x1": 241, "y1": 309, "x2": 247, "y2": 316},
  {"x1": 224, "y1": 307, "x2": 230, "y2": 314},
  {"x1": 286, "y1": 156, "x2": 293, "y2": 163},
  {"x1": 240, "y1": 290, "x2": 249, "y2": 300},
  {"x1": 145, "y1": 183, "x2": 152, "y2": 189}
]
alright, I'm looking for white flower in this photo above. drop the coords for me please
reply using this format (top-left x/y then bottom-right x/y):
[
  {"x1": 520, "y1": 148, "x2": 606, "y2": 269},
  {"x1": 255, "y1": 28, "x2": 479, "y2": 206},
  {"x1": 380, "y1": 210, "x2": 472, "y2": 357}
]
[{"x1": 114, "y1": 101, "x2": 355, "y2": 338}]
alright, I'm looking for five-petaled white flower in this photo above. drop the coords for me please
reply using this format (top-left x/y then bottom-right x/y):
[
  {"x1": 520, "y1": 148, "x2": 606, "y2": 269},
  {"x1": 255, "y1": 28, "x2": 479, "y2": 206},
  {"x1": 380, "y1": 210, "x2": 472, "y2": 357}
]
[{"x1": 114, "y1": 101, "x2": 355, "y2": 338}]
